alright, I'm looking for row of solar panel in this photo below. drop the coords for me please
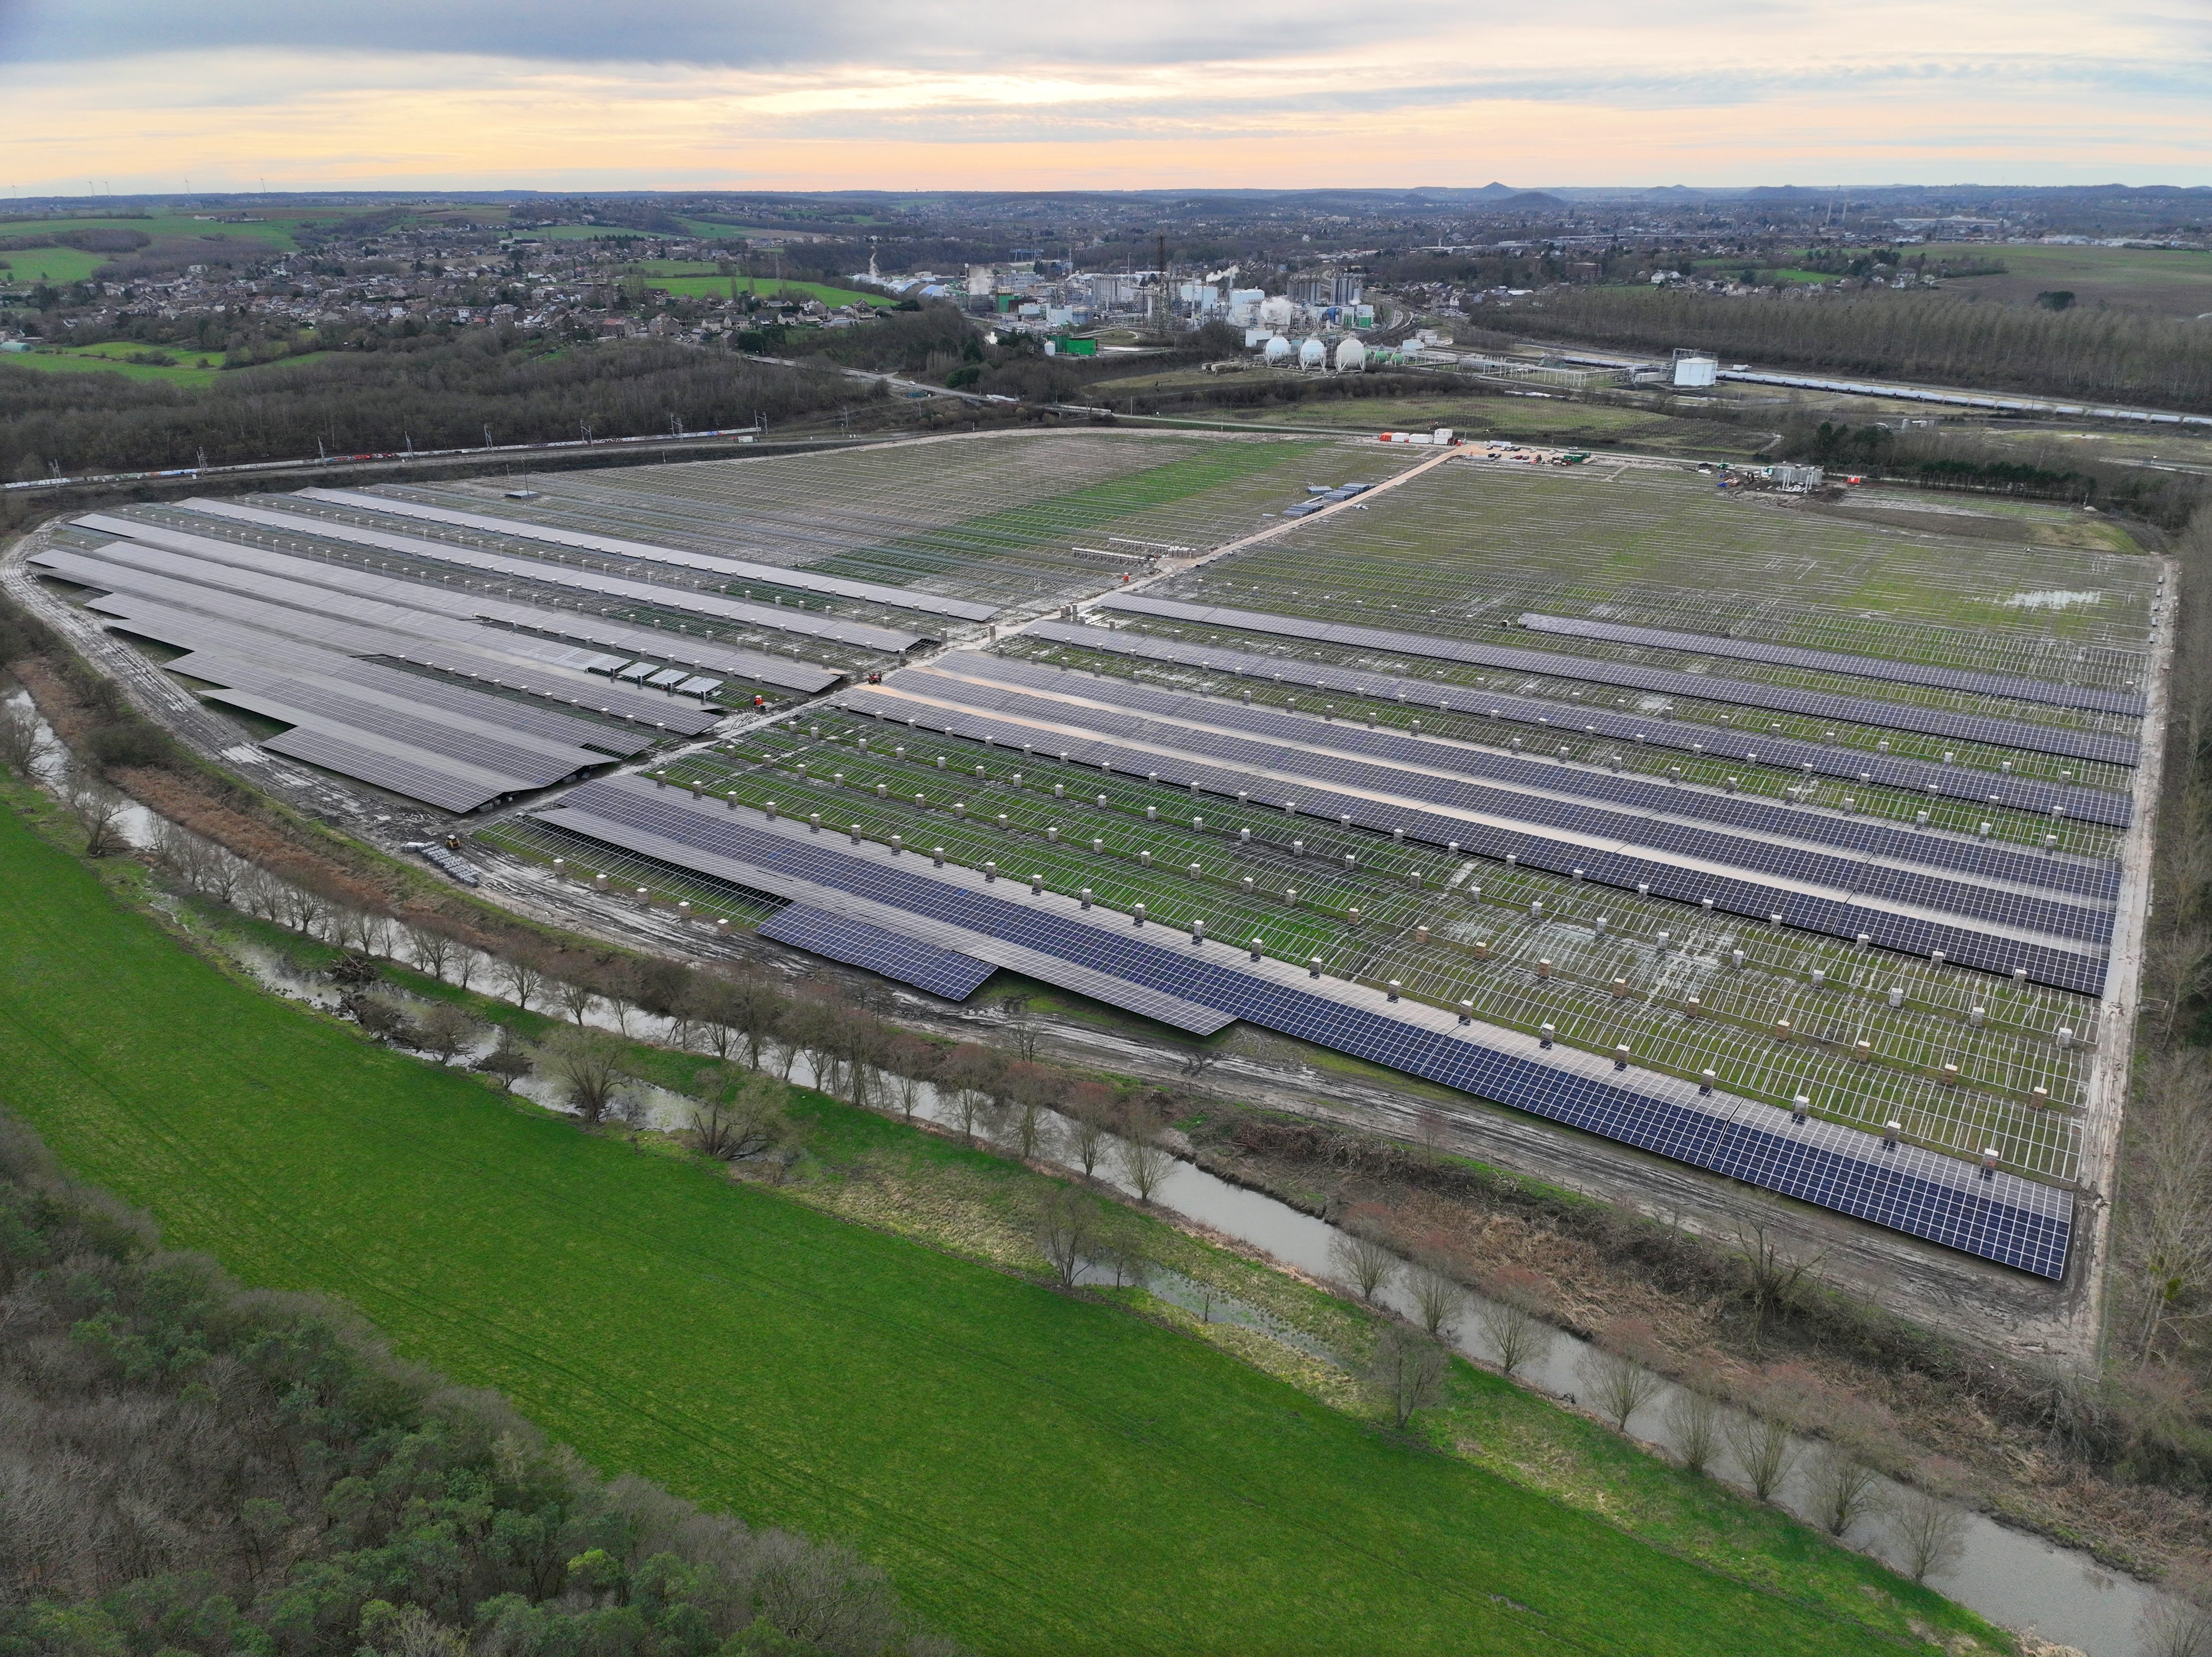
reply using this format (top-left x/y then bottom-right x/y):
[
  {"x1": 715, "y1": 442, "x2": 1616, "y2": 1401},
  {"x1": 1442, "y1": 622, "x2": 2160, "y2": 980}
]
[
  {"x1": 756, "y1": 904, "x2": 999, "y2": 999},
  {"x1": 842, "y1": 681, "x2": 2108, "y2": 994},
  {"x1": 35, "y1": 547, "x2": 722, "y2": 735},
  {"x1": 305, "y1": 487, "x2": 1001, "y2": 622},
  {"x1": 1021, "y1": 620, "x2": 2132, "y2": 829},
  {"x1": 535, "y1": 798, "x2": 1232, "y2": 1033},
  {"x1": 885, "y1": 666, "x2": 2114, "y2": 949},
  {"x1": 1096, "y1": 596, "x2": 2138, "y2": 767},
  {"x1": 536, "y1": 777, "x2": 2072, "y2": 1278},
  {"x1": 1518, "y1": 613, "x2": 2145, "y2": 716},
  {"x1": 169, "y1": 497, "x2": 929, "y2": 653},
  {"x1": 78, "y1": 514, "x2": 840, "y2": 693},
  {"x1": 951, "y1": 651, "x2": 2120, "y2": 906}
]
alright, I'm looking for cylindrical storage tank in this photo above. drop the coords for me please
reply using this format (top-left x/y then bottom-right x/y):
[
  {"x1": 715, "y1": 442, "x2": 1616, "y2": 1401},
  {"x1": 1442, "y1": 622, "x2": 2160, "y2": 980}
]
[
  {"x1": 1333, "y1": 336, "x2": 1367, "y2": 372},
  {"x1": 1262, "y1": 334, "x2": 1291, "y2": 364},
  {"x1": 1298, "y1": 336, "x2": 1326, "y2": 369}
]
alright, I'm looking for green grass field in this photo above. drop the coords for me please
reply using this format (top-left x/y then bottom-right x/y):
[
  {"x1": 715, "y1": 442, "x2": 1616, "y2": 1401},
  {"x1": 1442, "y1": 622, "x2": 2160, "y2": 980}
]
[
  {"x1": 636, "y1": 269, "x2": 892, "y2": 308},
  {"x1": 1943, "y1": 243, "x2": 2212, "y2": 317},
  {"x1": 0, "y1": 789, "x2": 2005, "y2": 1657},
  {"x1": 0, "y1": 343, "x2": 331, "y2": 387},
  {"x1": 0, "y1": 245, "x2": 109, "y2": 284}
]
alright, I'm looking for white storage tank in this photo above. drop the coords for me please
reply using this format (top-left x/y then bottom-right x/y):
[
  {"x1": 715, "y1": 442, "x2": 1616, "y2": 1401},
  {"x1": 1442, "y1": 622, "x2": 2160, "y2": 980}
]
[
  {"x1": 1298, "y1": 336, "x2": 1327, "y2": 369},
  {"x1": 1333, "y1": 336, "x2": 1367, "y2": 372},
  {"x1": 1262, "y1": 334, "x2": 1292, "y2": 364}
]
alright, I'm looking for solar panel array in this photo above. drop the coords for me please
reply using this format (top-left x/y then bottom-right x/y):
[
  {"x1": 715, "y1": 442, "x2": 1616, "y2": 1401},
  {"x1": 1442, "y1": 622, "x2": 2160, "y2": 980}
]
[
  {"x1": 176, "y1": 498, "x2": 930, "y2": 652},
  {"x1": 37, "y1": 547, "x2": 719, "y2": 734},
  {"x1": 260, "y1": 724, "x2": 509, "y2": 812},
  {"x1": 1021, "y1": 620, "x2": 2131, "y2": 828},
  {"x1": 884, "y1": 664, "x2": 2114, "y2": 946},
  {"x1": 535, "y1": 792, "x2": 1233, "y2": 1034},
  {"x1": 845, "y1": 676, "x2": 2108, "y2": 993},
  {"x1": 1096, "y1": 596, "x2": 2138, "y2": 767},
  {"x1": 757, "y1": 904, "x2": 997, "y2": 1000},
  {"x1": 78, "y1": 514, "x2": 839, "y2": 692},
  {"x1": 302, "y1": 487, "x2": 1001, "y2": 621},
  {"x1": 536, "y1": 775, "x2": 2074, "y2": 1278},
  {"x1": 953, "y1": 652, "x2": 2120, "y2": 906},
  {"x1": 1519, "y1": 613, "x2": 2145, "y2": 715}
]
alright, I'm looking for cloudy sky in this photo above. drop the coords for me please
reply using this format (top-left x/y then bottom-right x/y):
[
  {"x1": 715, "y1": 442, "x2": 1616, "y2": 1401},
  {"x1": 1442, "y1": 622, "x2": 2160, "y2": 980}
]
[{"x1": 1, "y1": 0, "x2": 2207, "y2": 195}]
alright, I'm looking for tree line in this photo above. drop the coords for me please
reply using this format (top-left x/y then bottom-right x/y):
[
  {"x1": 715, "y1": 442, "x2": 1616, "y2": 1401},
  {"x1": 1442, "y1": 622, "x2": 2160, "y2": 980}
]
[
  {"x1": 0, "y1": 330, "x2": 879, "y2": 481},
  {"x1": 0, "y1": 1118, "x2": 959, "y2": 1657},
  {"x1": 1519, "y1": 286, "x2": 2212, "y2": 411}
]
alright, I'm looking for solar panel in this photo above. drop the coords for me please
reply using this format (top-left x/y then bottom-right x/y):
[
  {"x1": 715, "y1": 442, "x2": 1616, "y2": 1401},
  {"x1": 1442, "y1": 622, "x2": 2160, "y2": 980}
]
[
  {"x1": 1519, "y1": 613, "x2": 2142, "y2": 716},
  {"x1": 1022, "y1": 620, "x2": 2132, "y2": 828},
  {"x1": 299, "y1": 487, "x2": 1001, "y2": 621},
  {"x1": 172, "y1": 498, "x2": 927, "y2": 651},
  {"x1": 757, "y1": 905, "x2": 997, "y2": 999},
  {"x1": 951, "y1": 652, "x2": 2119, "y2": 906},
  {"x1": 537, "y1": 776, "x2": 2072, "y2": 1278},
  {"x1": 189, "y1": 674, "x2": 600, "y2": 787},
  {"x1": 678, "y1": 677, "x2": 724, "y2": 696},
  {"x1": 39, "y1": 546, "x2": 722, "y2": 733},
  {"x1": 842, "y1": 679, "x2": 2108, "y2": 993},
  {"x1": 878, "y1": 666, "x2": 2116, "y2": 950},
  {"x1": 75, "y1": 515, "x2": 839, "y2": 692},
  {"x1": 1095, "y1": 596, "x2": 2138, "y2": 767},
  {"x1": 261, "y1": 725, "x2": 506, "y2": 811}
]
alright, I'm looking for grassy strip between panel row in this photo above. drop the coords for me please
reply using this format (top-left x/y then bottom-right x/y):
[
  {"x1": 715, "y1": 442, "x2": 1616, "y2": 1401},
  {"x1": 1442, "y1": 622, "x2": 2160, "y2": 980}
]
[{"x1": 0, "y1": 779, "x2": 2013, "y2": 1656}]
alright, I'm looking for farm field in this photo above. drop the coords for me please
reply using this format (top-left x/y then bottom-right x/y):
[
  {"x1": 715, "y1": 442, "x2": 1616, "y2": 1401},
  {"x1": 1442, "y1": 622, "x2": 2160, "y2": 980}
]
[
  {"x1": 0, "y1": 792, "x2": 2006, "y2": 1657},
  {"x1": 0, "y1": 245, "x2": 109, "y2": 285},
  {"x1": 1945, "y1": 243, "x2": 2212, "y2": 317},
  {"x1": 0, "y1": 341, "x2": 330, "y2": 386},
  {"x1": 632, "y1": 266, "x2": 894, "y2": 307}
]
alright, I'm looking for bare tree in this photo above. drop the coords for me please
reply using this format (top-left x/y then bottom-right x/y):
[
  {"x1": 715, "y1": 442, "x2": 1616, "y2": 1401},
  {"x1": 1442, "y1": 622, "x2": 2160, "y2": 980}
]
[
  {"x1": 1733, "y1": 1216, "x2": 1827, "y2": 1348},
  {"x1": 1036, "y1": 1187, "x2": 1102, "y2": 1288},
  {"x1": 1725, "y1": 1410, "x2": 1800, "y2": 1502},
  {"x1": 1478, "y1": 1296, "x2": 1554, "y2": 1378},
  {"x1": 683, "y1": 975, "x2": 744, "y2": 1061},
  {"x1": 352, "y1": 994, "x2": 418, "y2": 1047},
  {"x1": 1003, "y1": 1060, "x2": 1055, "y2": 1161},
  {"x1": 1414, "y1": 1104, "x2": 1450, "y2": 1160},
  {"x1": 67, "y1": 776, "x2": 128, "y2": 857},
  {"x1": 553, "y1": 975, "x2": 600, "y2": 1027},
  {"x1": 1115, "y1": 1106, "x2": 1174, "y2": 1203},
  {"x1": 540, "y1": 1027, "x2": 628, "y2": 1125},
  {"x1": 883, "y1": 1031, "x2": 935, "y2": 1122},
  {"x1": 405, "y1": 924, "x2": 454, "y2": 983},
  {"x1": 1329, "y1": 1231, "x2": 1399, "y2": 1303},
  {"x1": 1882, "y1": 1483, "x2": 1967, "y2": 1584},
  {"x1": 473, "y1": 1027, "x2": 534, "y2": 1092},
  {"x1": 1580, "y1": 1345, "x2": 1664, "y2": 1434},
  {"x1": 1367, "y1": 1325, "x2": 1448, "y2": 1430},
  {"x1": 496, "y1": 952, "x2": 547, "y2": 1013},
  {"x1": 1061, "y1": 1082, "x2": 1114, "y2": 1179},
  {"x1": 1408, "y1": 1262, "x2": 1463, "y2": 1340},
  {"x1": 938, "y1": 1043, "x2": 999, "y2": 1143},
  {"x1": 416, "y1": 1001, "x2": 482, "y2": 1066},
  {"x1": 997, "y1": 992, "x2": 1042, "y2": 1062},
  {"x1": 0, "y1": 697, "x2": 50, "y2": 776},
  {"x1": 452, "y1": 947, "x2": 483, "y2": 993},
  {"x1": 2137, "y1": 1577, "x2": 2212, "y2": 1657},
  {"x1": 1666, "y1": 1387, "x2": 1722, "y2": 1474},
  {"x1": 688, "y1": 1068, "x2": 792, "y2": 1161},
  {"x1": 1806, "y1": 1444, "x2": 1881, "y2": 1538},
  {"x1": 726, "y1": 968, "x2": 786, "y2": 1071},
  {"x1": 2124, "y1": 1052, "x2": 2212, "y2": 1363}
]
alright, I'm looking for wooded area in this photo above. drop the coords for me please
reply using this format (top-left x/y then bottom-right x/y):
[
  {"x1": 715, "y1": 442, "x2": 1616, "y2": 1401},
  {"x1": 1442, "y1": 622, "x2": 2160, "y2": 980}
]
[
  {"x1": 0, "y1": 1117, "x2": 954, "y2": 1657},
  {"x1": 1527, "y1": 287, "x2": 2212, "y2": 410}
]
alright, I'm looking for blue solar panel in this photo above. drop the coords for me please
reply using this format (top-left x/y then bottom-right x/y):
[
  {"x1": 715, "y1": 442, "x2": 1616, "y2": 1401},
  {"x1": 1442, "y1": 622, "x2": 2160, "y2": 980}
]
[
  {"x1": 538, "y1": 776, "x2": 2074, "y2": 1279},
  {"x1": 1022, "y1": 620, "x2": 2133, "y2": 828},
  {"x1": 1096, "y1": 596, "x2": 2138, "y2": 768},
  {"x1": 758, "y1": 904, "x2": 996, "y2": 999},
  {"x1": 1518, "y1": 613, "x2": 2144, "y2": 716}
]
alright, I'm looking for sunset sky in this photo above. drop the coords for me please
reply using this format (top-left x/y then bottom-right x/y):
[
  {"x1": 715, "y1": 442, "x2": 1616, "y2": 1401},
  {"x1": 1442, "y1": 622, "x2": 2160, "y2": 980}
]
[{"x1": 2, "y1": 0, "x2": 2207, "y2": 195}]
